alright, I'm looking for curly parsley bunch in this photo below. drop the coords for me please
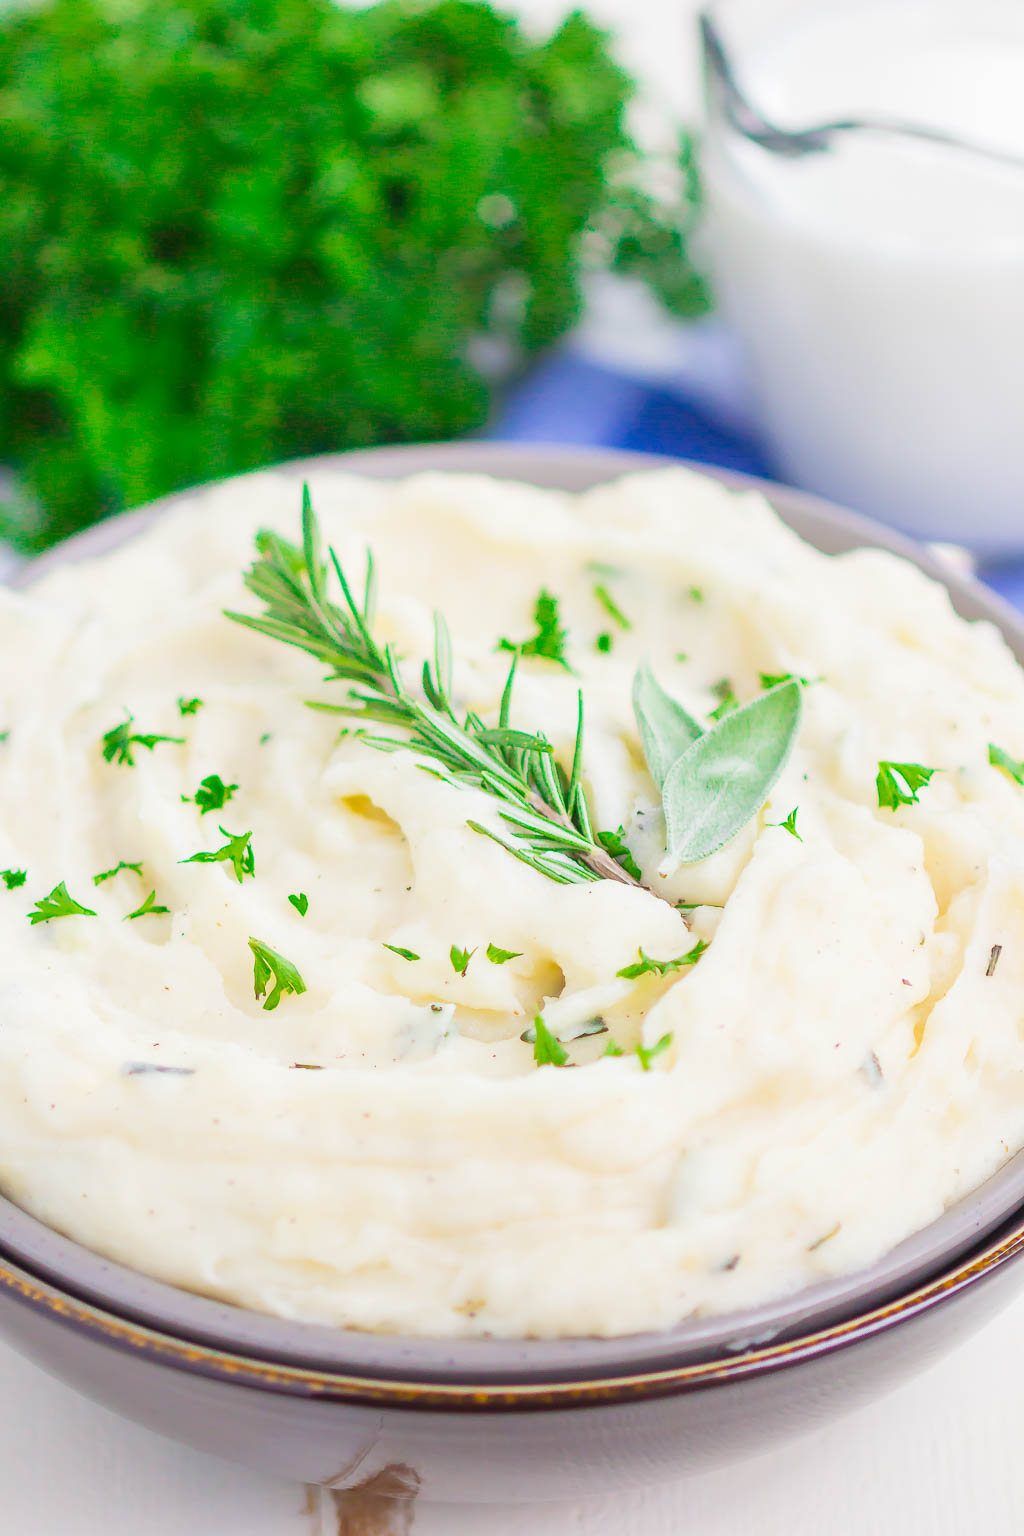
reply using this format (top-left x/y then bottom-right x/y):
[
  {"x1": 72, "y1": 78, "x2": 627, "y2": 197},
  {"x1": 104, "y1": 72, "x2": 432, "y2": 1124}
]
[{"x1": 0, "y1": 0, "x2": 708, "y2": 550}]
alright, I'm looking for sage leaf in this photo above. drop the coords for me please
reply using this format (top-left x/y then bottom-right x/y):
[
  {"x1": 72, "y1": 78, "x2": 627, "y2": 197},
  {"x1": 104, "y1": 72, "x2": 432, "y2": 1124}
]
[
  {"x1": 661, "y1": 681, "x2": 802, "y2": 867},
  {"x1": 632, "y1": 661, "x2": 702, "y2": 788}
]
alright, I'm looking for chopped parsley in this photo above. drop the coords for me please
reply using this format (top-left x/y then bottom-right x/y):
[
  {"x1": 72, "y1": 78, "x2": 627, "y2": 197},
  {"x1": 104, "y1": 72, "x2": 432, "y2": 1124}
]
[
  {"x1": 989, "y1": 744, "x2": 1024, "y2": 786},
  {"x1": 125, "y1": 890, "x2": 170, "y2": 920},
  {"x1": 768, "y1": 807, "x2": 802, "y2": 840},
  {"x1": 876, "y1": 761, "x2": 937, "y2": 810},
  {"x1": 0, "y1": 730, "x2": 8, "y2": 743},
  {"x1": 597, "y1": 826, "x2": 642, "y2": 882},
  {"x1": 177, "y1": 697, "x2": 203, "y2": 716},
  {"x1": 759, "y1": 671, "x2": 813, "y2": 690},
  {"x1": 593, "y1": 583, "x2": 631, "y2": 630},
  {"x1": 450, "y1": 943, "x2": 475, "y2": 976},
  {"x1": 602, "y1": 1038, "x2": 625, "y2": 1057},
  {"x1": 531, "y1": 1015, "x2": 568, "y2": 1067},
  {"x1": 688, "y1": 585, "x2": 704, "y2": 603},
  {"x1": 93, "y1": 860, "x2": 144, "y2": 886},
  {"x1": 708, "y1": 679, "x2": 739, "y2": 721},
  {"x1": 617, "y1": 940, "x2": 709, "y2": 980},
  {"x1": 383, "y1": 942, "x2": 419, "y2": 962},
  {"x1": 595, "y1": 631, "x2": 613, "y2": 654},
  {"x1": 101, "y1": 714, "x2": 184, "y2": 767},
  {"x1": 498, "y1": 589, "x2": 570, "y2": 669},
  {"x1": 249, "y1": 938, "x2": 306, "y2": 1011},
  {"x1": 288, "y1": 892, "x2": 309, "y2": 917},
  {"x1": 1, "y1": 868, "x2": 27, "y2": 890},
  {"x1": 486, "y1": 942, "x2": 521, "y2": 965},
  {"x1": 182, "y1": 826, "x2": 254, "y2": 882},
  {"x1": 636, "y1": 1031, "x2": 673, "y2": 1071},
  {"x1": 29, "y1": 881, "x2": 96, "y2": 924},
  {"x1": 188, "y1": 773, "x2": 238, "y2": 815}
]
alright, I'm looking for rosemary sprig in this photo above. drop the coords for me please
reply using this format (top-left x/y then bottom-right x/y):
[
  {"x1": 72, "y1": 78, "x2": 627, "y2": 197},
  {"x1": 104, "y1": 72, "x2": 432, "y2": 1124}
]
[{"x1": 226, "y1": 487, "x2": 640, "y2": 889}]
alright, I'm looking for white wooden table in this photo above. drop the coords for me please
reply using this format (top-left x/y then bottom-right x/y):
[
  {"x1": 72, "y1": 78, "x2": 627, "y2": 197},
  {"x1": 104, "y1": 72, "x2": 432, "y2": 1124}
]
[{"x1": 6, "y1": 3, "x2": 1021, "y2": 1530}]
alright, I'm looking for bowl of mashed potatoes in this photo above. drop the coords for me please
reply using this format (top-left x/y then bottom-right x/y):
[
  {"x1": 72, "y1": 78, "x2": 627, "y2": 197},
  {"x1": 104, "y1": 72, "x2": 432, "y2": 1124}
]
[{"x1": 1, "y1": 441, "x2": 1024, "y2": 1497}]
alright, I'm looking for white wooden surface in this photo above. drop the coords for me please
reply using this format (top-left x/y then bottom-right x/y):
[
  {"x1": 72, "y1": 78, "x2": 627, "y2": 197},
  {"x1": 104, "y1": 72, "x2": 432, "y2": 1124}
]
[{"x1": 6, "y1": 3, "x2": 1020, "y2": 1530}]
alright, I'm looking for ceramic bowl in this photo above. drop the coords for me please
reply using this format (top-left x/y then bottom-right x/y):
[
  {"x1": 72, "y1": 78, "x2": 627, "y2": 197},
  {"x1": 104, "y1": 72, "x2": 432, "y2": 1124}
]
[{"x1": 3, "y1": 440, "x2": 1024, "y2": 1501}]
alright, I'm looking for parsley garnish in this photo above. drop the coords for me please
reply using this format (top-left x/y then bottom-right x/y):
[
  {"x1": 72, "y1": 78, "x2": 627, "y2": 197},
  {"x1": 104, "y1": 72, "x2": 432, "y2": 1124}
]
[
  {"x1": 499, "y1": 589, "x2": 570, "y2": 669},
  {"x1": 125, "y1": 890, "x2": 170, "y2": 920},
  {"x1": 688, "y1": 585, "x2": 704, "y2": 603},
  {"x1": 248, "y1": 938, "x2": 306, "y2": 1011},
  {"x1": 617, "y1": 940, "x2": 708, "y2": 980},
  {"x1": 383, "y1": 943, "x2": 419, "y2": 962},
  {"x1": 709, "y1": 679, "x2": 739, "y2": 721},
  {"x1": 486, "y1": 942, "x2": 521, "y2": 964},
  {"x1": 188, "y1": 774, "x2": 238, "y2": 815},
  {"x1": 532, "y1": 1015, "x2": 568, "y2": 1067},
  {"x1": 596, "y1": 826, "x2": 642, "y2": 881},
  {"x1": 177, "y1": 697, "x2": 203, "y2": 716},
  {"x1": 182, "y1": 826, "x2": 254, "y2": 882},
  {"x1": 93, "y1": 860, "x2": 144, "y2": 886},
  {"x1": 28, "y1": 881, "x2": 96, "y2": 924},
  {"x1": 636, "y1": 1032, "x2": 673, "y2": 1071},
  {"x1": 450, "y1": 944, "x2": 475, "y2": 975},
  {"x1": 989, "y1": 744, "x2": 1024, "y2": 786},
  {"x1": 100, "y1": 714, "x2": 184, "y2": 767},
  {"x1": 1, "y1": 868, "x2": 27, "y2": 890},
  {"x1": 876, "y1": 761, "x2": 937, "y2": 810},
  {"x1": 602, "y1": 1038, "x2": 625, "y2": 1057},
  {"x1": 0, "y1": 730, "x2": 9, "y2": 743},
  {"x1": 595, "y1": 631, "x2": 613, "y2": 654},
  {"x1": 768, "y1": 807, "x2": 801, "y2": 840},
  {"x1": 759, "y1": 671, "x2": 812, "y2": 690},
  {"x1": 593, "y1": 583, "x2": 631, "y2": 630},
  {"x1": 288, "y1": 892, "x2": 309, "y2": 917}
]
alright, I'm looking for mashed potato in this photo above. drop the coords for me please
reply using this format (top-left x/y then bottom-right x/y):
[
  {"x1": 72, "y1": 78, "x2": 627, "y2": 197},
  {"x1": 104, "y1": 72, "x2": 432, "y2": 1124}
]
[{"x1": 0, "y1": 466, "x2": 1023, "y2": 1338}]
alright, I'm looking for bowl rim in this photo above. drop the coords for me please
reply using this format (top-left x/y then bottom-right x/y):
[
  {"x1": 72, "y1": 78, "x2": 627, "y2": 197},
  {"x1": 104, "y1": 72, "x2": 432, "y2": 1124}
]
[
  {"x1": 5, "y1": 438, "x2": 1024, "y2": 1386},
  {"x1": 2, "y1": 1209, "x2": 1024, "y2": 1409}
]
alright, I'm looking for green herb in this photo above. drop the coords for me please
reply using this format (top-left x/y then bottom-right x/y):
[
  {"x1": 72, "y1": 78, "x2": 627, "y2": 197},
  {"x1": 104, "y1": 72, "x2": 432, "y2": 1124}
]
[
  {"x1": 288, "y1": 893, "x2": 309, "y2": 917},
  {"x1": 249, "y1": 938, "x2": 306, "y2": 1012},
  {"x1": 989, "y1": 744, "x2": 1024, "y2": 785},
  {"x1": 125, "y1": 890, "x2": 170, "y2": 920},
  {"x1": 688, "y1": 586, "x2": 704, "y2": 603},
  {"x1": 1, "y1": 869, "x2": 27, "y2": 890},
  {"x1": 708, "y1": 679, "x2": 739, "y2": 721},
  {"x1": 182, "y1": 827, "x2": 254, "y2": 883},
  {"x1": 596, "y1": 826, "x2": 642, "y2": 882},
  {"x1": 632, "y1": 661, "x2": 701, "y2": 788},
  {"x1": 93, "y1": 860, "x2": 144, "y2": 886},
  {"x1": 593, "y1": 583, "x2": 631, "y2": 630},
  {"x1": 450, "y1": 944, "x2": 475, "y2": 976},
  {"x1": 28, "y1": 881, "x2": 96, "y2": 924},
  {"x1": 0, "y1": 2, "x2": 707, "y2": 555},
  {"x1": 768, "y1": 807, "x2": 802, "y2": 840},
  {"x1": 101, "y1": 715, "x2": 184, "y2": 767},
  {"x1": 602, "y1": 1038, "x2": 625, "y2": 1057},
  {"x1": 486, "y1": 942, "x2": 521, "y2": 964},
  {"x1": 653, "y1": 681, "x2": 803, "y2": 868},
  {"x1": 499, "y1": 590, "x2": 570, "y2": 669},
  {"x1": 228, "y1": 490, "x2": 640, "y2": 889},
  {"x1": 383, "y1": 943, "x2": 419, "y2": 962},
  {"x1": 876, "y1": 761, "x2": 938, "y2": 811},
  {"x1": 531, "y1": 1016, "x2": 568, "y2": 1068},
  {"x1": 188, "y1": 774, "x2": 238, "y2": 815},
  {"x1": 617, "y1": 940, "x2": 708, "y2": 980},
  {"x1": 636, "y1": 1032, "x2": 673, "y2": 1071},
  {"x1": 292, "y1": 1063, "x2": 322, "y2": 1071},
  {"x1": 674, "y1": 651, "x2": 688, "y2": 664},
  {"x1": 759, "y1": 672, "x2": 813, "y2": 690},
  {"x1": 259, "y1": 732, "x2": 273, "y2": 746},
  {"x1": 0, "y1": 731, "x2": 8, "y2": 742},
  {"x1": 177, "y1": 697, "x2": 203, "y2": 717},
  {"x1": 595, "y1": 632, "x2": 613, "y2": 654}
]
